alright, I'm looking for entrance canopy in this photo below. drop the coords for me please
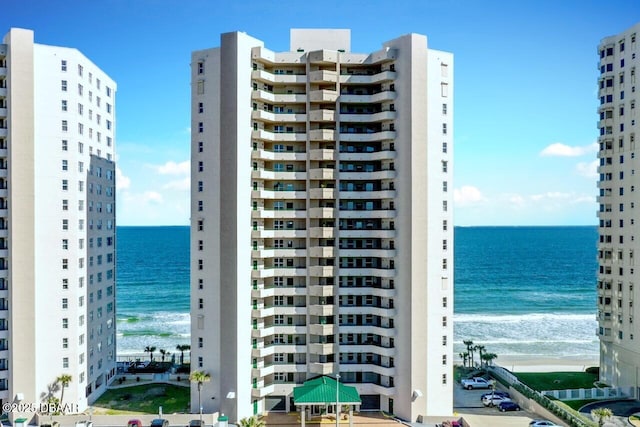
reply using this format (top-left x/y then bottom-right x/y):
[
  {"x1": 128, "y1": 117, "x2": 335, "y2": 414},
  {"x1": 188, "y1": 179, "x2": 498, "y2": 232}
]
[{"x1": 293, "y1": 376, "x2": 362, "y2": 405}]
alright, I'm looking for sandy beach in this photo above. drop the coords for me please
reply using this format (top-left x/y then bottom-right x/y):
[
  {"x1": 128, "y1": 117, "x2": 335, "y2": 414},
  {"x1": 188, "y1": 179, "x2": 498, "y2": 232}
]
[{"x1": 493, "y1": 355, "x2": 599, "y2": 373}]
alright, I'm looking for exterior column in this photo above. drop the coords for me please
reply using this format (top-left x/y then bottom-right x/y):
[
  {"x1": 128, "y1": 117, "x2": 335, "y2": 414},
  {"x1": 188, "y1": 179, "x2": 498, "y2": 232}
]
[
  {"x1": 300, "y1": 405, "x2": 305, "y2": 427},
  {"x1": 349, "y1": 407, "x2": 353, "y2": 427}
]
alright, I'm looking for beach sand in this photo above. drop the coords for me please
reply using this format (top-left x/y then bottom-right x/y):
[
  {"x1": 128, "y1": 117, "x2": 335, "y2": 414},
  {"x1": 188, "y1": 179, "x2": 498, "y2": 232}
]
[{"x1": 494, "y1": 355, "x2": 599, "y2": 373}]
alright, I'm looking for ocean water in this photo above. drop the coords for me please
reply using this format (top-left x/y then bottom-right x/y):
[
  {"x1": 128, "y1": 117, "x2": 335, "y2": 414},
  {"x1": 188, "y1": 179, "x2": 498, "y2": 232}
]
[
  {"x1": 454, "y1": 226, "x2": 599, "y2": 359},
  {"x1": 116, "y1": 226, "x2": 190, "y2": 356},
  {"x1": 115, "y1": 225, "x2": 600, "y2": 360}
]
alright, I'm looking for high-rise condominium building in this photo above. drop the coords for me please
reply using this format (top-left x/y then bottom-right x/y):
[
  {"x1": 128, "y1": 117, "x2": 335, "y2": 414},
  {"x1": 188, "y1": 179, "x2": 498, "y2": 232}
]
[
  {"x1": 0, "y1": 28, "x2": 117, "y2": 413},
  {"x1": 597, "y1": 22, "x2": 639, "y2": 388},
  {"x1": 191, "y1": 29, "x2": 453, "y2": 423}
]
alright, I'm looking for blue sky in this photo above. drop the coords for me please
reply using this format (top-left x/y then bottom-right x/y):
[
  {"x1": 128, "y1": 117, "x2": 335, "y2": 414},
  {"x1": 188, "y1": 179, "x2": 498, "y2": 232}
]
[{"x1": 2, "y1": 0, "x2": 638, "y2": 225}]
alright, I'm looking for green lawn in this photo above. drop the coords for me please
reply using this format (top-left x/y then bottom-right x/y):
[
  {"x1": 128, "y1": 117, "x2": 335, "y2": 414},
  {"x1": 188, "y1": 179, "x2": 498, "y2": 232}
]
[
  {"x1": 515, "y1": 372, "x2": 598, "y2": 391},
  {"x1": 92, "y1": 384, "x2": 189, "y2": 414}
]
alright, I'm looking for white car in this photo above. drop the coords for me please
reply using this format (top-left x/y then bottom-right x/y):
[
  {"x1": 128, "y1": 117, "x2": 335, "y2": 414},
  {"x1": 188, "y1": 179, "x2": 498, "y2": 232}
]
[{"x1": 481, "y1": 394, "x2": 511, "y2": 407}]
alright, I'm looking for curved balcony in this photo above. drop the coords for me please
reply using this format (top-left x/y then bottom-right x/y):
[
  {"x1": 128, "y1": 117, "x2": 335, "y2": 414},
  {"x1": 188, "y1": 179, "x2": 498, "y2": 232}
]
[
  {"x1": 339, "y1": 190, "x2": 396, "y2": 200},
  {"x1": 251, "y1": 69, "x2": 306, "y2": 84},
  {"x1": 338, "y1": 209, "x2": 396, "y2": 219},
  {"x1": 338, "y1": 170, "x2": 397, "y2": 180},
  {"x1": 251, "y1": 383, "x2": 275, "y2": 398},
  {"x1": 309, "y1": 109, "x2": 336, "y2": 123},
  {"x1": 252, "y1": 129, "x2": 306, "y2": 142},
  {"x1": 339, "y1": 150, "x2": 396, "y2": 162},
  {"x1": 340, "y1": 70, "x2": 396, "y2": 84},
  {"x1": 309, "y1": 69, "x2": 338, "y2": 83},
  {"x1": 310, "y1": 89, "x2": 338, "y2": 103},
  {"x1": 338, "y1": 267, "x2": 395, "y2": 278},
  {"x1": 309, "y1": 227, "x2": 335, "y2": 238},
  {"x1": 0, "y1": 108, "x2": 6, "y2": 117},
  {"x1": 0, "y1": 88, "x2": 6, "y2": 97},
  {"x1": 339, "y1": 287, "x2": 397, "y2": 298},
  {"x1": 252, "y1": 189, "x2": 306, "y2": 200},
  {"x1": 339, "y1": 248, "x2": 396, "y2": 258},
  {"x1": 339, "y1": 325, "x2": 395, "y2": 337},
  {"x1": 339, "y1": 229, "x2": 396, "y2": 239},
  {"x1": 309, "y1": 246, "x2": 335, "y2": 258},
  {"x1": 254, "y1": 248, "x2": 307, "y2": 258},
  {"x1": 308, "y1": 265, "x2": 336, "y2": 277},
  {"x1": 339, "y1": 91, "x2": 396, "y2": 104},
  {"x1": 0, "y1": 129, "x2": 6, "y2": 138},
  {"x1": 340, "y1": 306, "x2": 397, "y2": 318},
  {"x1": 308, "y1": 50, "x2": 338, "y2": 64},
  {"x1": 252, "y1": 90, "x2": 307, "y2": 104},
  {"x1": 252, "y1": 149, "x2": 306, "y2": 161},
  {"x1": 340, "y1": 111, "x2": 396, "y2": 123},
  {"x1": 308, "y1": 207, "x2": 336, "y2": 219},
  {"x1": 309, "y1": 148, "x2": 335, "y2": 161},
  {"x1": 340, "y1": 363, "x2": 396, "y2": 377},
  {"x1": 309, "y1": 129, "x2": 336, "y2": 141},
  {"x1": 340, "y1": 130, "x2": 396, "y2": 142},
  {"x1": 251, "y1": 170, "x2": 306, "y2": 180},
  {"x1": 251, "y1": 267, "x2": 307, "y2": 279},
  {"x1": 340, "y1": 344, "x2": 396, "y2": 358},
  {"x1": 309, "y1": 169, "x2": 337, "y2": 181},
  {"x1": 252, "y1": 209, "x2": 307, "y2": 219},
  {"x1": 252, "y1": 229, "x2": 307, "y2": 239},
  {"x1": 251, "y1": 110, "x2": 307, "y2": 123}
]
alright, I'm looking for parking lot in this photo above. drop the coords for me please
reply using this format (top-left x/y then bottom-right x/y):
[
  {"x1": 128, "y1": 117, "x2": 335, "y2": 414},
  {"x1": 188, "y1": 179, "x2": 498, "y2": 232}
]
[{"x1": 453, "y1": 382, "x2": 562, "y2": 427}]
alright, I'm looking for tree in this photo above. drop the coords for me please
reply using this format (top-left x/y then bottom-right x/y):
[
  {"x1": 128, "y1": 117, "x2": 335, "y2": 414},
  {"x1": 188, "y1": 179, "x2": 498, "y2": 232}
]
[
  {"x1": 56, "y1": 374, "x2": 72, "y2": 414},
  {"x1": 144, "y1": 345, "x2": 157, "y2": 362},
  {"x1": 474, "y1": 345, "x2": 486, "y2": 367},
  {"x1": 482, "y1": 352, "x2": 498, "y2": 366},
  {"x1": 190, "y1": 370, "x2": 211, "y2": 424},
  {"x1": 160, "y1": 349, "x2": 167, "y2": 362},
  {"x1": 463, "y1": 340, "x2": 474, "y2": 367},
  {"x1": 591, "y1": 407, "x2": 613, "y2": 427},
  {"x1": 238, "y1": 416, "x2": 265, "y2": 427},
  {"x1": 176, "y1": 344, "x2": 191, "y2": 365},
  {"x1": 458, "y1": 352, "x2": 469, "y2": 368}
]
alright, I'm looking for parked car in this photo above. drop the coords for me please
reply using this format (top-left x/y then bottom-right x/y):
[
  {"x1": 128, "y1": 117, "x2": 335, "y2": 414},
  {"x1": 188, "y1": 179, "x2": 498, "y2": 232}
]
[
  {"x1": 481, "y1": 394, "x2": 511, "y2": 407},
  {"x1": 480, "y1": 390, "x2": 510, "y2": 401},
  {"x1": 150, "y1": 419, "x2": 169, "y2": 427},
  {"x1": 460, "y1": 377, "x2": 494, "y2": 390},
  {"x1": 188, "y1": 421, "x2": 204, "y2": 427},
  {"x1": 529, "y1": 420, "x2": 561, "y2": 427},
  {"x1": 497, "y1": 401, "x2": 521, "y2": 412},
  {"x1": 128, "y1": 420, "x2": 143, "y2": 427}
]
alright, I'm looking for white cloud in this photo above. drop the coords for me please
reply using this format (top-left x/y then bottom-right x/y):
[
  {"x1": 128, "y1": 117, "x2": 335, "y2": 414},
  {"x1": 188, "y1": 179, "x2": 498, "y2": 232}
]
[
  {"x1": 575, "y1": 160, "x2": 598, "y2": 179},
  {"x1": 142, "y1": 191, "x2": 163, "y2": 204},
  {"x1": 163, "y1": 177, "x2": 191, "y2": 191},
  {"x1": 116, "y1": 166, "x2": 131, "y2": 191},
  {"x1": 154, "y1": 160, "x2": 190, "y2": 176},
  {"x1": 454, "y1": 186, "x2": 485, "y2": 206},
  {"x1": 540, "y1": 142, "x2": 597, "y2": 157}
]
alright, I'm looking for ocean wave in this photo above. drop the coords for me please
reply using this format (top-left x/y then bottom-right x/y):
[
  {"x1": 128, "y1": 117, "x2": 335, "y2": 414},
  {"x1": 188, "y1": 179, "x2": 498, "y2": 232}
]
[{"x1": 454, "y1": 312, "x2": 595, "y2": 323}]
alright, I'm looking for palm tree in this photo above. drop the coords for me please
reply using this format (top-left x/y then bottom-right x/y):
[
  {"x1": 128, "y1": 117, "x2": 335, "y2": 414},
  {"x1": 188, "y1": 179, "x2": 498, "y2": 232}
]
[
  {"x1": 144, "y1": 345, "x2": 157, "y2": 362},
  {"x1": 592, "y1": 407, "x2": 613, "y2": 427},
  {"x1": 176, "y1": 344, "x2": 191, "y2": 365},
  {"x1": 482, "y1": 352, "x2": 498, "y2": 366},
  {"x1": 475, "y1": 345, "x2": 486, "y2": 367},
  {"x1": 56, "y1": 374, "x2": 72, "y2": 413},
  {"x1": 458, "y1": 352, "x2": 469, "y2": 368},
  {"x1": 463, "y1": 340, "x2": 474, "y2": 367},
  {"x1": 160, "y1": 349, "x2": 167, "y2": 362},
  {"x1": 190, "y1": 370, "x2": 211, "y2": 424},
  {"x1": 238, "y1": 416, "x2": 265, "y2": 427}
]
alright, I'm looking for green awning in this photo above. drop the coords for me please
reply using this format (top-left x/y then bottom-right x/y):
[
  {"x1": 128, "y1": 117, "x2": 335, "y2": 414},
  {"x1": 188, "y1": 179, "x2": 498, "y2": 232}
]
[{"x1": 293, "y1": 376, "x2": 361, "y2": 405}]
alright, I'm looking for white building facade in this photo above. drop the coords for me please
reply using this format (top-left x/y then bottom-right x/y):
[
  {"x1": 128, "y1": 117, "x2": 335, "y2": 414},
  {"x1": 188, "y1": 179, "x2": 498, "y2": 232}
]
[
  {"x1": 191, "y1": 29, "x2": 453, "y2": 423},
  {"x1": 0, "y1": 28, "x2": 117, "y2": 413},
  {"x1": 596, "y1": 22, "x2": 640, "y2": 390}
]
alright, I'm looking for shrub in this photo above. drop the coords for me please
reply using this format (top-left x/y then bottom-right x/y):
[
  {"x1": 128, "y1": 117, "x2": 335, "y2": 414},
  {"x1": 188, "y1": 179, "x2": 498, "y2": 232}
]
[{"x1": 585, "y1": 367, "x2": 599, "y2": 375}]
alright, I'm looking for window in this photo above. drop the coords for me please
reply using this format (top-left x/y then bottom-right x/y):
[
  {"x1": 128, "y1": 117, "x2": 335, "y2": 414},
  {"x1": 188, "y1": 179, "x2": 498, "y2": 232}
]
[
  {"x1": 198, "y1": 181, "x2": 203, "y2": 192},
  {"x1": 78, "y1": 84, "x2": 83, "y2": 96},
  {"x1": 106, "y1": 119, "x2": 112, "y2": 130},
  {"x1": 63, "y1": 357, "x2": 69, "y2": 368},
  {"x1": 62, "y1": 318, "x2": 69, "y2": 329},
  {"x1": 441, "y1": 83, "x2": 448, "y2": 97},
  {"x1": 442, "y1": 142, "x2": 448, "y2": 153},
  {"x1": 62, "y1": 160, "x2": 68, "y2": 171},
  {"x1": 61, "y1": 100, "x2": 68, "y2": 111},
  {"x1": 62, "y1": 298, "x2": 68, "y2": 309},
  {"x1": 442, "y1": 123, "x2": 447, "y2": 135},
  {"x1": 198, "y1": 102, "x2": 204, "y2": 113},
  {"x1": 61, "y1": 120, "x2": 68, "y2": 132},
  {"x1": 61, "y1": 80, "x2": 67, "y2": 91},
  {"x1": 442, "y1": 335, "x2": 447, "y2": 345},
  {"x1": 61, "y1": 60, "x2": 67, "y2": 71},
  {"x1": 62, "y1": 338, "x2": 68, "y2": 349},
  {"x1": 198, "y1": 122, "x2": 204, "y2": 133},
  {"x1": 197, "y1": 80, "x2": 204, "y2": 94},
  {"x1": 198, "y1": 141, "x2": 203, "y2": 152},
  {"x1": 62, "y1": 219, "x2": 68, "y2": 230},
  {"x1": 62, "y1": 239, "x2": 68, "y2": 250},
  {"x1": 442, "y1": 103, "x2": 447, "y2": 115},
  {"x1": 62, "y1": 179, "x2": 68, "y2": 191},
  {"x1": 106, "y1": 86, "x2": 112, "y2": 97},
  {"x1": 197, "y1": 61, "x2": 204, "y2": 74}
]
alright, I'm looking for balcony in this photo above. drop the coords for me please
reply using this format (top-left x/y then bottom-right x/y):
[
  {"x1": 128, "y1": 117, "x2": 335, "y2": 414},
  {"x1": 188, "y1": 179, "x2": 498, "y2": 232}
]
[
  {"x1": 339, "y1": 229, "x2": 396, "y2": 239},
  {"x1": 338, "y1": 209, "x2": 396, "y2": 219},
  {"x1": 339, "y1": 325, "x2": 395, "y2": 337},
  {"x1": 309, "y1": 129, "x2": 336, "y2": 141},
  {"x1": 308, "y1": 323, "x2": 337, "y2": 336},
  {"x1": 0, "y1": 88, "x2": 6, "y2": 97},
  {"x1": 252, "y1": 89, "x2": 307, "y2": 104},
  {"x1": 0, "y1": 129, "x2": 6, "y2": 138},
  {"x1": 340, "y1": 149, "x2": 396, "y2": 162},
  {"x1": 309, "y1": 148, "x2": 335, "y2": 161},
  {"x1": 309, "y1": 69, "x2": 338, "y2": 83},
  {"x1": 251, "y1": 110, "x2": 306, "y2": 123},
  {"x1": 338, "y1": 267, "x2": 395, "y2": 278},
  {"x1": 309, "y1": 362, "x2": 335, "y2": 376},
  {"x1": 309, "y1": 246, "x2": 335, "y2": 258},
  {"x1": 308, "y1": 343, "x2": 335, "y2": 355},
  {"x1": 339, "y1": 90, "x2": 396, "y2": 104},
  {"x1": 251, "y1": 189, "x2": 307, "y2": 200},
  {"x1": 339, "y1": 248, "x2": 396, "y2": 258},
  {"x1": 339, "y1": 190, "x2": 396, "y2": 199},
  {"x1": 308, "y1": 284, "x2": 334, "y2": 297},
  {"x1": 308, "y1": 169, "x2": 337, "y2": 180},
  {"x1": 340, "y1": 363, "x2": 396, "y2": 377},
  {"x1": 251, "y1": 69, "x2": 306, "y2": 84},
  {"x1": 252, "y1": 129, "x2": 306, "y2": 142},
  {"x1": 341, "y1": 344, "x2": 396, "y2": 358},
  {"x1": 340, "y1": 130, "x2": 396, "y2": 142},
  {"x1": 308, "y1": 50, "x2": 339, "y2": 64},
  {"x1": 253, "y1": 248, "x2": 307, "y2": 258},
  {"x1": 338, "y1": 170, "x2": 397, "y2": 181},
  {"x1": 310, "y1": 89, "x2": 338, "y2": 103},
  {"x1": 309, "y1": 227, "x2": 334, "y2": 238},
  {"x1": 251, "y1": 169, "x2": 307, "y2": 180},
  {"x1": 308, "y1": 265, "x2": 336, "y2": 277},
  {"x1": 340, "y1": 111, "x2": 396, "y2": 123},
  {"x1": 308, "y1": 207, "x2": 336, "y2": 219},
  {"x1": 252, "y1": 209, "x2": 307, "y2": 219},
  {"x1": 308, "y1": 304, "x2": 334, "y2": 317},
  {"x1": 251, "y1": 267, "x2": 307, "y2": 279},
  {"x1": 0, "y1": 108, "x2": 6, "y2": 117},
  {"x1": 252, "y1": 228, "x2": 307, "y2": 239},
  {"x1": 252, "y1": 149, "x2": 306, "y2": 162},
  {"x1": 309, "y1": 109, "x2": 336, "y2": 123},
  {"x1": 340, "y1": 305, "x2": 397, "y2": 318},
  {"x1": 340, "y1": 70, "x2": 396, "y2": 84},
  {"x1": 251, "y1": 383, "x2": 275, "y2": 398}
]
